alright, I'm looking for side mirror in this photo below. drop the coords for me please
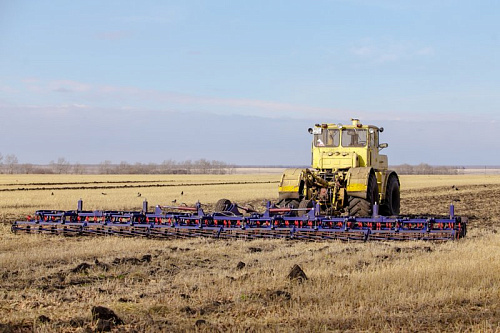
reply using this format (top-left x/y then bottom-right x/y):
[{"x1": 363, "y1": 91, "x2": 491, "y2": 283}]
[
  {"x1": 380, "y1": 127, "x2": 384, "y2": 133},
  {"x1": 379, "y1": 143, "x2": 388, "y2": 149},
  {"x1": 308, "y1": 128, "x2": 313, "y2": 134}
]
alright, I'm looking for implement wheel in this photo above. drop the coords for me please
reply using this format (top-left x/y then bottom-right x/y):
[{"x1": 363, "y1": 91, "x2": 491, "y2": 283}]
[
  {"x1": 285, "y1": 199, "x2": 300, "y2": 209},
  {"x1": 380, "y1": 175, "x2": 400, "y2": 216},
  {"x1": 297, "y1": 199, "x2": 314, "y2": 217},
  {"x1": 215, "y1": 199, "x2": 232, "y2": 213},
  {"x1": 348, "y1": 173, "x2": 379, "y2": 217},
  {"x1": 283, "y1": 199, "x2": 300, "y2": 217}
]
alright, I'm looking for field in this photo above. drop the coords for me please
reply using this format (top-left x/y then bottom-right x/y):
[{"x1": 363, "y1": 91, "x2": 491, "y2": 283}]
[{"x1": 1, "y1": 174, "x2": 500, "y2": 332}]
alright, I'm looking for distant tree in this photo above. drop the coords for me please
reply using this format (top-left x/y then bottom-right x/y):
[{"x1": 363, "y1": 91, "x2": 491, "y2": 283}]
[
  {"x1": 4, "y1": 154, "x2": 18, "y2": 174},
  {"x1": 183, "y1": 160, "x2": 192, "y2": 173},
  {"x1": 415, "y1": 163, "x2": 432, "y2": 175},
  {"x1": 18, "y1": 163, "x2": 34, "y2": 174},
  {"x1": 147, "y1": 162, "x2": 158, "y2": 174},
  {"x1": 397, "y1": 164, "x2": 414, "y2": 175},
  {"x1": 161, "y1": 159, "x2": 176, "y2": 173},
  {"x1": 73, "y1": 162, "x2": 85, "y2": 174},
  {"x1": 50, "y1": 157, "x2": 71, "y2": 174},
  {"x1": 98, "y1": 160, "x2": 113, "y2": 174},
  {"x1": 117, "y1": 161, "x2": 131, "y2": 174}
]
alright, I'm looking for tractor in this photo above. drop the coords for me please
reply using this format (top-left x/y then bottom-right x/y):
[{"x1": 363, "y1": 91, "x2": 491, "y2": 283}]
[{"x1": 278, "y1": 119, "x2": 400, "y2": 216}]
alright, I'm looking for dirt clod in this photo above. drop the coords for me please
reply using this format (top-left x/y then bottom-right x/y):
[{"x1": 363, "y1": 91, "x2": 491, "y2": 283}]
[
  {"x1": 69, "y1": 317, "x2": 86, "y2": 327},
  {"x1": 112, "y1": 254, "x2": 152, "y2": 265},
  {"x1": 113, "y1": 257, "x2": 140, "y2": 265},
  {"x1": 195, "y1": 319, "x2": 207, "y2": 326},
  {"x1": 37, "y1": 315, "x2": 51, "y2": 323},
  {"x1": 96, "y1": 319, "x2": 113, "y2": 332},
  {"x1": 0, "y1": 322, "x2": 32, "y2": 333},
  {"x1": 248, "y1": 247, "x2": 262, "y2": 253},
  {"x1": 180, "y1": 306, "x2": 196, "y2": 315},
  {"x1": 287, "y1": 264, "x2": 308, "y2": 282},
  {"x1": 91, "y1": 306, "x2": 124, "y2": 325},
  {"x1": 236, "y1": 261, "x2": 246, "y2": 269},
  {"x1": 94, "y1": 259, "x2": 110, "y2": 271},
  {"x1": 269, "y1": 290, "x2": 291, "y2": 300},
  {"x1": 72, "y1": 262, "x2": 92, "y2": 273}
]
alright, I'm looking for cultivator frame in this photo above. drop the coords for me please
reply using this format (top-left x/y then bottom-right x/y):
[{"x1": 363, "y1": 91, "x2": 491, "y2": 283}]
[{"x1": 12, "y1": 199, "x2": 467, "y2": 241}]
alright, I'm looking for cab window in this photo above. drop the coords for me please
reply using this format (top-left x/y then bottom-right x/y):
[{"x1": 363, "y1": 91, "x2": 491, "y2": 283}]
[
  {"x1": 369, "y1": 129, "x2": 377, "y2": 147},
  {"x1": 341, "y1": 129, "x2": 367, "y2": 147},
  {"x1": 314, "y1": 129, "x2": 340, "y2": 147}
]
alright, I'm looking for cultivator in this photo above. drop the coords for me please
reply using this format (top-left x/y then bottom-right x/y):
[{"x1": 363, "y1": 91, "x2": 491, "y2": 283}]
[{"x1": 12, "y1": 199, "x2": 467, "y2": 241}]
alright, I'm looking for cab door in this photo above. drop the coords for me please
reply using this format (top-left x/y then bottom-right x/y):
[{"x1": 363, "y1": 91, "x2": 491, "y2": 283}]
[{"x1": 368, "y1": 129, "x2": 378, "y2": 167}]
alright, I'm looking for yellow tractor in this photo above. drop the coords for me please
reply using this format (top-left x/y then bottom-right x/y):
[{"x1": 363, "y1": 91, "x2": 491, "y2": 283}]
[{"x1": 278, "y1": 119, "x2": 400, "y2": 216}]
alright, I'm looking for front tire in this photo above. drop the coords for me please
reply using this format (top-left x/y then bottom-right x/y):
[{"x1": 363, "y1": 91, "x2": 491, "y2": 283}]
[{"x1": 348, "y1": 173, "x2": 379, "y2": 217}]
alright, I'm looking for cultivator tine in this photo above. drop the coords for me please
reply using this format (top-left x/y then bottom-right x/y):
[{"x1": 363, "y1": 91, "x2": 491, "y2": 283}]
[{"x1": 11, "y1": 200, "x2": 467, "y2": 242}]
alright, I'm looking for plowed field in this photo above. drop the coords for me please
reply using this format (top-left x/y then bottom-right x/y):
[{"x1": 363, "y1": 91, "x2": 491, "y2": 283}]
[{"x1": 1, "y1": 174, "x2": 500, "y2": 332}]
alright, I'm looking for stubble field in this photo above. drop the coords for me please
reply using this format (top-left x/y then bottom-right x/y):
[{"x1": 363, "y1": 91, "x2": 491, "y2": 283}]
[{"x1": 1, "y1": 174, "x2": 500, "y2": 332}]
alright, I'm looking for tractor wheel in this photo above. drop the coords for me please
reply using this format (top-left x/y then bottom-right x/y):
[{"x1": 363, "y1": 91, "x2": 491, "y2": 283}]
[
  {"x1": 347, "y1": 197, "x2": 371, "y2": 216},
  {"x1": 215, "y1": 199, "x2": 232, "y2": 213},
  {"x1": 348, "y1": 173, "x2": 379, "y2": 217},
  {"x1": 297, "y1": 199, "x2": 314, "y2": 217},
  {"x1": 380, "y1": 175, "x2": 400, "y2": 216}
]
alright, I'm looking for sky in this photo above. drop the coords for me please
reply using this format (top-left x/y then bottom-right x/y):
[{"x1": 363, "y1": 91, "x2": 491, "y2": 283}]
[{"x1": 0, "y1": 0, "x2": 499, "y2": 166}]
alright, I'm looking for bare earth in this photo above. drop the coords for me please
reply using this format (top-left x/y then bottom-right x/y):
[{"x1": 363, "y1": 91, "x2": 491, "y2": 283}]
[{"x1": 1, "y1": 174, "x2": 500, "y2": 332}]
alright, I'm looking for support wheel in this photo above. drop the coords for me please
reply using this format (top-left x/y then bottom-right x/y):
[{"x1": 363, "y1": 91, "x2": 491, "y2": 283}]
[
  {"x1": 297, "y1": 199, "x2": 314, "y2": 217},
  {"x1": 215, "y1": 199, "x2": 232, "y2": 213},
  {"x1": 380, "y1": 175, "x2": 400, "y2": 216},
  {"x1": 283, "y1": 199, "x2": 300, "y2": 216},
  {"x1": 285, "y1": 199, "x2": 300, "y2": 209}
]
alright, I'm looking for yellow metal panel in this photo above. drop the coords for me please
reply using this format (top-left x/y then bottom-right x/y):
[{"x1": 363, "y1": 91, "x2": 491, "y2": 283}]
[
  {"x1": 347, "y1": 183, "x2": 367, "y2": 192},
  {"x1": 279, "y1": 185, "x2": 299, "y2": 192}
]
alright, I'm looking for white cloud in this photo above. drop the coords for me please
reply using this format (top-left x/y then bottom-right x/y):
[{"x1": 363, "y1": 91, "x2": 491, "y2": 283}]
[
  {"x1": 351, "y1": 46, "x2": 372, "y2": 56},
  {"x1": 0, "y1": 85, "x2": 18, "y2": 93},
  {"x1": 17, "y1": 78, "x2": 351, "y2": 119},
  {"x1": 417, "y1": 46, "x2": 435, "y2": 56},
  {"x1": 50, "y1": 80, "x2": 92, "y2": 93},
  {"x1": 350, "y1": 39, "x2": 435, "y2": 63}
]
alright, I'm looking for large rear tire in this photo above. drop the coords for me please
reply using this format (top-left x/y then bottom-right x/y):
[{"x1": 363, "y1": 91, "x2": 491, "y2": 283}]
[
  {"x1": 380, "y1": 175, "x2": 400, "y2": 216},
  {"x1": 348, "y1": 173, "x2": 379, "y2": 217}
]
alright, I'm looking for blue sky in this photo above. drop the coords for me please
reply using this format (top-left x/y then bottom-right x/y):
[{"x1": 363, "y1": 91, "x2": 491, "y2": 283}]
[{"x1": 1, "y1": 1, "x2": 499, "y2": 165}]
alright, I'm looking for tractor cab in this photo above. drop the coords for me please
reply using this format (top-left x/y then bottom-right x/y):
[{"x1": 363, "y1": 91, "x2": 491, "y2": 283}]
[{"x1": 308, "y1": 118, "x2": 388, "y2": 171}]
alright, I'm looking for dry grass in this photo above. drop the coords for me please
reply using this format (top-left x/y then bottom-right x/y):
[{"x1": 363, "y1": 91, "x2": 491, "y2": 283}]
[{"x1": 1, "y1": 174, "x2": 500, "y2": 332}]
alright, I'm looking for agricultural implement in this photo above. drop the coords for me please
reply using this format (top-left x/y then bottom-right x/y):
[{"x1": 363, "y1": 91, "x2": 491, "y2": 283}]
[
  {"x1": 10, "y1": 119, "x2": 468, "y2": 241},
  {"x1": 12, "y1": 198, "x2": 467, "y2": 241}
]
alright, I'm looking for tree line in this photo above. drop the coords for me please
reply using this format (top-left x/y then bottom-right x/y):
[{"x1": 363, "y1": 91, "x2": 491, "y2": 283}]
[
  {"x1": 391, "y1": 163, "x2": 460, "y2": 175},
  {"x1": 0, "y1": 154, "x2": 234, "y2": 174},
  {"x1": 0, "y1": 153, "x2": 465, "y2": 175}
]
